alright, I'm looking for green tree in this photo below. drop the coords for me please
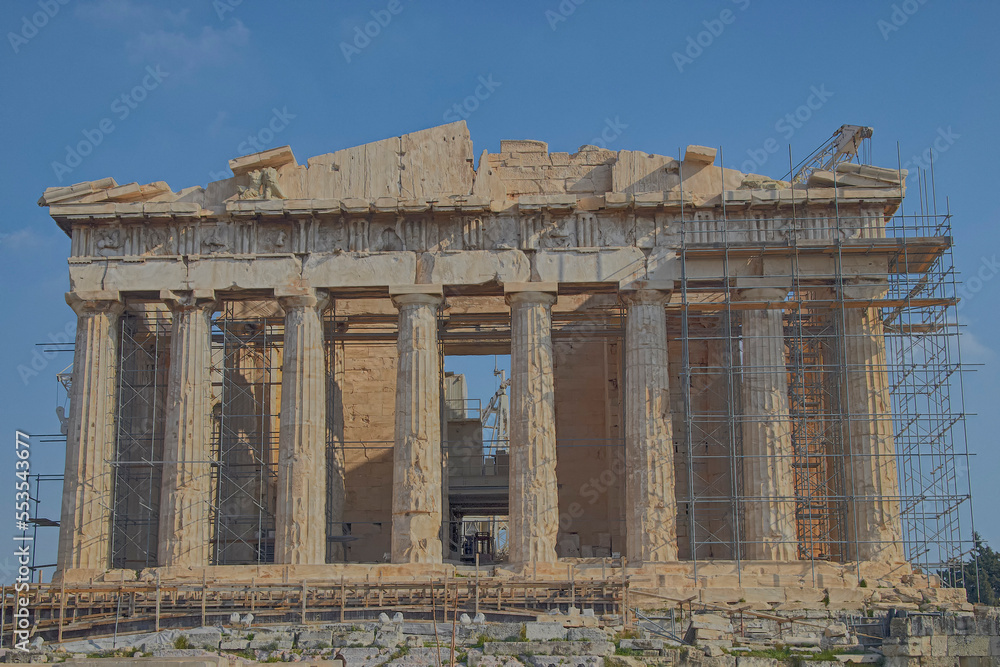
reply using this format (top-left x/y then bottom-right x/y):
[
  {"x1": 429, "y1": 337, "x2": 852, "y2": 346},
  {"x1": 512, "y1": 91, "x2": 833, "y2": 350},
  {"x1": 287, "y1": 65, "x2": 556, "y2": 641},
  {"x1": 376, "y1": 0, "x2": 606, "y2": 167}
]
[{"x1": 939, "y1": 532, "x2": 1000, "y2": 605}]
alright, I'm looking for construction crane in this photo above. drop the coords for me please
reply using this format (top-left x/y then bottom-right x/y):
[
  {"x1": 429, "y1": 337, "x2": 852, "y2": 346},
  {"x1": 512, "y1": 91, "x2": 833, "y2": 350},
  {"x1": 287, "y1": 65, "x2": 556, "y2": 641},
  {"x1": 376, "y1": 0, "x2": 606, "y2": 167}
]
[
  {"x1": 789, "y1": 124, "x2": 873, "y2": 184},
  {"x1": 480, "y1": 366, "x2": 510, "y2": 453}
]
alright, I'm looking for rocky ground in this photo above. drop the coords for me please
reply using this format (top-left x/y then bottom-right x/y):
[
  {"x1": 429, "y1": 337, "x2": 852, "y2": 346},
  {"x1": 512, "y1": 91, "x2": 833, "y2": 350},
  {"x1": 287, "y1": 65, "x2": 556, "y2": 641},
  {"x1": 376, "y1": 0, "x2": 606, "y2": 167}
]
[{"x1": 0, "y1": 606, "x2": 996, "y2": 665}]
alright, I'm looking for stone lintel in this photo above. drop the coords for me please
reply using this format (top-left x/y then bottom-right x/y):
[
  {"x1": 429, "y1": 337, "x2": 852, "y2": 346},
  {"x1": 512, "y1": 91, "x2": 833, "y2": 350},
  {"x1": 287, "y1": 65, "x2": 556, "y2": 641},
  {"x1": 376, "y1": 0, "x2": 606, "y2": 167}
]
[
  {"x1": 684, "y1": 145, "x2": 717, "y2": 165},
  {"x1": 228, "y1": 145, "x2": 297, "y2": 176}
]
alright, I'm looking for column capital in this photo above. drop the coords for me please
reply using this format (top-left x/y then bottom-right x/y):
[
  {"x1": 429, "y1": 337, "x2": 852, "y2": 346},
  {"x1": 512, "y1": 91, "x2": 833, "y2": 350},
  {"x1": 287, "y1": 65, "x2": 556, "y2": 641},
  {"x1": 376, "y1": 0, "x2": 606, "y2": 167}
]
[
  {"x1": 734, "y1": 287, "x2": 789, "y2": 303},
  {"x1": 839, "y1": 279, "x2": 889, "y2": 301},
  {"x1": 620, "y1": 287, "x2": 672, "y2": 306},
  {"x1": 505, "y1": 282, "x2": 557, "y2": 307},
  {"x1": 160, "y1": 289, "x2": 218, "y2": 313},
  {"x1": 389, "y1": 285, "x2": 444, "y2": 309},
  {"x1": 65, "y1": 291, "x2": 124, "y2": 317},
  {"x1": 276, "y1": 287, "x2": 330, "y2": 311}
]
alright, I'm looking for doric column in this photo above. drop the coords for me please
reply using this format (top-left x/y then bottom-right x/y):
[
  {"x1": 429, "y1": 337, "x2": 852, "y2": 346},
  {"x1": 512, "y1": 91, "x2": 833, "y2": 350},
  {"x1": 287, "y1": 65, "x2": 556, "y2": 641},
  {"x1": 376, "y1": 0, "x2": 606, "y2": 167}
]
[
  {"x1": 622, "y1": 287, "x2": 677, "y2": 562},
  {"x1": 737, "y1": 288, "x2": 798, "y2": 561},
  {"x1": 839, "y1": 281, "x2": 903, "y2": 562},
  {"x1": 158, "y1": 290, "x2": 217, "y2": 567},
  {"x1": 506, "y1": 284, "x2": 559, "y2": 564},
  {"x1": 390, "y1": 287, "x2": 444, "y2": 563},
  {"x1": 57, "y1": 292, "x2": 124, "y2": 573},
  {"x1": 275, "y1": 288, "x2": 330, "y2": 564}
]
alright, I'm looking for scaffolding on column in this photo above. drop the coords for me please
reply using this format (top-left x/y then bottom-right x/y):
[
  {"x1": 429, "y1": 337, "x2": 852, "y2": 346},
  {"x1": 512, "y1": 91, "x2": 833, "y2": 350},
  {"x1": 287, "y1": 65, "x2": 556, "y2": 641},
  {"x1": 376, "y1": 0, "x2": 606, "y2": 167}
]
[
  {"x1": 210, "y1": 300, "x2": 283, "y2": 565},
  {"x1": 672, "y1": 144, "x2": 974, "y2": 589},
  {"x1": 109, "y1": 306, "x2": 169, "y2": 570}
]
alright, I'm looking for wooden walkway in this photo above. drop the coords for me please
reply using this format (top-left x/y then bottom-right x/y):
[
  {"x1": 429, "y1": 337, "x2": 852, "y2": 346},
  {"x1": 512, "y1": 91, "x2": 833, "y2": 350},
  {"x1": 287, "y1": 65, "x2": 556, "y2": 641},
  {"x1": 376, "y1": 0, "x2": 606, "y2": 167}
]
[{"x1": 0, "y1": 577, "x2": 627, "y2": 645}]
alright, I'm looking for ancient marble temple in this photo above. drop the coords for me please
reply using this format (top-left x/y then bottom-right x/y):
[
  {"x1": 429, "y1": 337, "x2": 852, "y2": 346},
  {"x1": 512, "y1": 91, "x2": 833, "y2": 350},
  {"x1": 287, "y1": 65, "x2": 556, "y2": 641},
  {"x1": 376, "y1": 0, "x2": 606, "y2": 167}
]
[{"x1": 39, "y1": 121, "x2": 939, "y2": 596}]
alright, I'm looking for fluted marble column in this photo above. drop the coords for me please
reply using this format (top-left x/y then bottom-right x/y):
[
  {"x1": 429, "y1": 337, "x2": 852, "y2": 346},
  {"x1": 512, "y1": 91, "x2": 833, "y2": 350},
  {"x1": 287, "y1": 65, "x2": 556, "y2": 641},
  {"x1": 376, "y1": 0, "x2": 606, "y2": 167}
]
[
  {"x1": 57, "y1": 292, "x2": 124, "y2": 573},
  {"x1": 840, "y1": 281, "x2": 903, "y2": 562},
  {"x1": 622, "y1": 288, "x2": 677, "y2": 562},
  {"x1": 275, "y1": 289, "x2": 329, "y2": 564},
  {"x1": 158, "y1": 291, "x2": 216, "y2": 567},
  {"x1": 506, "y1": 287, "x2": 559, "y2": 564},
  {"x1": 738, "y1": 288, "x2": 798, "y2": 560},
  {"x1": 390, "y1": 289, "x2": 444, "y2": 563}
]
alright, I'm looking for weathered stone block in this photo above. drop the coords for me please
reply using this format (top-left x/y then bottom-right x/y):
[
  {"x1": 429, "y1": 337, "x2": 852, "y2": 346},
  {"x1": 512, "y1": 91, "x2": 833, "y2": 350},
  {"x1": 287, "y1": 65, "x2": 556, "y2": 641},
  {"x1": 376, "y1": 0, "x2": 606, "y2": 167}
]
[
  {"x1": 417, "y1": 249, "x2": 529, "y2": 285},
  {"x1": 523, "y1": 656, "x2": 604, "y2": 667},
  {"x1": 337, "y1": 646, "x2": 391, "y2": 667},
  {"x1": 305, "y1": 251, "x2": 417, "y2": 287},
  {"x1": 532, "y1": 247, "x2": 644, "y2": 283},
  {"x1": 297, "y1": 629, "x2": 333, "y2": 648},
  {"x1": 567, "y1": 627, "x2": 609, "y2": 642},
  {"x1": 374, "y1": 626, "x2": 403, "y2": 648},
  {"x1": 248, "y1": 632, "x2": 293, "y2": 650},
  {"x1": 483, "y1": 641, "x2": 615, "y2": 656},
  {"x1": 949, "y1": 635, "x2": 991, "y2": 657},
  {"x1": 524, "y1": 622, "x2": 568, "y2": 641}
]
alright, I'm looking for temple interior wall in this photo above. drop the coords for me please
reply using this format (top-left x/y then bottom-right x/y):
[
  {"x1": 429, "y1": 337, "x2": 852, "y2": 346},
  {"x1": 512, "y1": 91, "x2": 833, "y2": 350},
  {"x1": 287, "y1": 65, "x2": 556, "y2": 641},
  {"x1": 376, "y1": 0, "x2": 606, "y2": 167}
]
[
  {"x1": 553, "y1": 338, "x2": 624, "y2": 558},
  {"x1": 339, "y1": 337, "x2": 397, "y2": 563}
]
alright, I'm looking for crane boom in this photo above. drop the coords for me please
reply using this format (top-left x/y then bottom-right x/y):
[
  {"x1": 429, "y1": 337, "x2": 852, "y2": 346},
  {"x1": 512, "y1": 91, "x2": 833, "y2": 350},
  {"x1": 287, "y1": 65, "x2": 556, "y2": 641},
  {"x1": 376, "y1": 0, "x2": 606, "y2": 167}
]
[{"x1": 791, "y1": 124, "x2": 873, "y2": 184}]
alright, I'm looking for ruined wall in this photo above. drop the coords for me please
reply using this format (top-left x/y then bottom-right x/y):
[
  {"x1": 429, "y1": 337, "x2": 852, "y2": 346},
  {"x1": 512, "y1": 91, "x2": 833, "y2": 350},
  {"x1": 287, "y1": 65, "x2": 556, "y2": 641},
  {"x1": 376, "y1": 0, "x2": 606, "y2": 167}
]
[
  {"x1": 339, "y1": 329, "x2": 397, "y2": 563},
  {"x1": 553, "y1": 338, "x2": 624, "y2": 557}
]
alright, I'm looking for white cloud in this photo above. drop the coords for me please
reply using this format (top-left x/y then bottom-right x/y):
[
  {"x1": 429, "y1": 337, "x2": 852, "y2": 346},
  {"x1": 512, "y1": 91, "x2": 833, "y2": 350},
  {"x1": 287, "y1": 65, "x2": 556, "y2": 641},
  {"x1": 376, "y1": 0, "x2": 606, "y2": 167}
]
[
  {"x1": 960, "y1": 330, "x2": 996, "y2": 365},
  {"x1": 75, "y1": 0, "x2": 249, "y2": 73},
  {"x1": 0, "y1": 228, "x2": 56, "y2": 251},
  {"x1": 125, "y1": 20, "x2": 250, "y2": 72},
  {"x1": 208, "y1": 110, "x2": 230, "y2": 138}
]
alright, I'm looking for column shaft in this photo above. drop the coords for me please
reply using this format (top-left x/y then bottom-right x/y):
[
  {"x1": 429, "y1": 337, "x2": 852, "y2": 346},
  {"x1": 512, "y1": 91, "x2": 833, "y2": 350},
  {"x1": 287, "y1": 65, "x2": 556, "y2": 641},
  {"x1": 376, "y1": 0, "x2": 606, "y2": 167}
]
[
  {"x1": 840, "y1": 284, "x2": 903, "y2": 562},
  {"x1": 57, "y1": 294, "x2": 124, "y2": 572},
  {"x1": 623, "y1": 290, "x2": 677, "y2": 562},
  {"x1": 158, "y1": 294, "x2": 216, "y2": 567},
  {"x1": 275, "y1": 291, "x2": 329, "y2": 564},
  {"x1": 739, "y1": 290, "x2": 798, "y2": 560},
  {"x1": 390, "y1": 292, "x2": 443, "y2": 563},
  {"x1": 507, "y1": 291, "x2": 559, "y2": 564}
]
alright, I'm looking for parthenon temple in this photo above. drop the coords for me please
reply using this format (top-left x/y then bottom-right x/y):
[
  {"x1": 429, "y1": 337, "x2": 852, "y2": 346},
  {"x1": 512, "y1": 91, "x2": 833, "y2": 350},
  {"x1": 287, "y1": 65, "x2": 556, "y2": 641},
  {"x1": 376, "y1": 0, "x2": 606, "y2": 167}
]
[{"x1": 38, "y1": 121, "x2": 968, "y2": 606}]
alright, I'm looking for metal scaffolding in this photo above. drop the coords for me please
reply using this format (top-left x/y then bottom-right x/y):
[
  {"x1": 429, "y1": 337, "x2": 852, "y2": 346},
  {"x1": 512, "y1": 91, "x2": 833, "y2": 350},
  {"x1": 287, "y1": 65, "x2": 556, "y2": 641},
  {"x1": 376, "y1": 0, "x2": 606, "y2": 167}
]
[
  {"x1": 209, "y1": 300, "x2": 282, "y2": 565},
  {"x1": 110, "y1": 308, "x2": 169, "y2": 570},
  {"x1": 666, "y1": 151, "x2": 973, "y2": 587}
]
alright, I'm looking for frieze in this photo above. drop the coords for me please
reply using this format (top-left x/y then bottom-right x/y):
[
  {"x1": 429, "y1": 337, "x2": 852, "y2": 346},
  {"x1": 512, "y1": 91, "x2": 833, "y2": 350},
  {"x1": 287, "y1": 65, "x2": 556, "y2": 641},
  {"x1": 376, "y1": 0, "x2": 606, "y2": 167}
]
[{"x1": 63, "y1": 205, "x2": 881, "y2": 259}]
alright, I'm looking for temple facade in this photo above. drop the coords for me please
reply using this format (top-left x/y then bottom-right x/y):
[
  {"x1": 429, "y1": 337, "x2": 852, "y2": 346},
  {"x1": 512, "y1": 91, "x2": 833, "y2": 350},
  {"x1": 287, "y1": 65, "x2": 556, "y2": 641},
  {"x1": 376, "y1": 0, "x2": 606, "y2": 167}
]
[{"x1": 40, "y1": 122, "x2": 951, "y2": 598}]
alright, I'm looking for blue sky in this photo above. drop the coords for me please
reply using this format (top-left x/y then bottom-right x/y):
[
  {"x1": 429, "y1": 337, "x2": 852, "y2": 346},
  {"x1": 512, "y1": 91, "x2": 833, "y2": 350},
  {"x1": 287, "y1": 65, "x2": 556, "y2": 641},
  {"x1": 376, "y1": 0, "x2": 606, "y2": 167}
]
[{"x1": 0, "y1": 0, "x2": 996, "y2": 579}]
